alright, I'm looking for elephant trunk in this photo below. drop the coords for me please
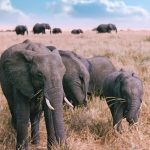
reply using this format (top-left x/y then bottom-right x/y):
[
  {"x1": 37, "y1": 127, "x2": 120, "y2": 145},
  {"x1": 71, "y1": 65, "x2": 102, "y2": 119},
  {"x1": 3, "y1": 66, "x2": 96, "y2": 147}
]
[
  {"x1": 44, "y1": 84, "x2": 65, "y2": 146},
  {"x1": 126, "y1": 99, "x2": 141, "y2": 125}
]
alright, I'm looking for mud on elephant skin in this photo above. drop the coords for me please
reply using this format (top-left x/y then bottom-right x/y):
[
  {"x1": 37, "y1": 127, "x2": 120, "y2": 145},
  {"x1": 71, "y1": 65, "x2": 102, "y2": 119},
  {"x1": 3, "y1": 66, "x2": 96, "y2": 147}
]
[
  {"x1": 0, "y1": 40, "x2": 66, "y2": 150},
  {"x1": 103, "y1": 69, "x2": 143, "y2": 132}
]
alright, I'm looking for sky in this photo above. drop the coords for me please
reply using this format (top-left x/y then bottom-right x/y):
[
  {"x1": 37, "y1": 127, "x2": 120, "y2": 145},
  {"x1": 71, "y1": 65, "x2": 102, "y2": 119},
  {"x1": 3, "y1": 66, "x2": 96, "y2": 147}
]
[{"x1": 0, "y1": 0, "x2": 150, "y2": 30}]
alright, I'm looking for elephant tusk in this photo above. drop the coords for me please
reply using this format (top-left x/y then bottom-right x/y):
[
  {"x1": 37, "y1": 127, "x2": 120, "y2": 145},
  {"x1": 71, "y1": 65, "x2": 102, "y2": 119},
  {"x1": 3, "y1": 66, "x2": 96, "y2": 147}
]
[
  {"x1": 45, "y1": 98, "x2": 54, "y2": 110},
  {"x1": 64, "y1": 97, "x2": 74, "y2": 108}
]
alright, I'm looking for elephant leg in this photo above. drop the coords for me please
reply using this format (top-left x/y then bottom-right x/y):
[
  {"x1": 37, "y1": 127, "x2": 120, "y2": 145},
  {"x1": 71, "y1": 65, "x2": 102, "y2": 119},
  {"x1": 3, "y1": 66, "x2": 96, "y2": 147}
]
[
  {"x1": 30, "y1": 111, "x2": 42, "y2": 145},
  {"x1": 43, "y1": 102, "x2": 57, "y2": 149},
  {"x1": 13, "y1": 89, "x2": 30, "y2": 150},
  {"x1": 1, "y1": 82, "x2": 17, "y2": 129}
]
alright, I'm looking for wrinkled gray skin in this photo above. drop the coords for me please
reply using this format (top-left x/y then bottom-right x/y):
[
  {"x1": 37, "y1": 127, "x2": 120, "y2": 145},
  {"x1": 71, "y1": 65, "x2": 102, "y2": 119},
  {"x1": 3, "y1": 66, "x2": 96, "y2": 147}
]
[
  {"x1": 0, "y1": 40, "x2": 66, "y2": 150},
  {"x1": 46, "y1": 46, "x2": 90, "y2": 107},
  {"x1": 59, "y1": 50, "x2": 90, "y2": 107},
  {"x1": 33, "y1": 23, "x2": 51, "y2": 34},
  {"x1": 15, "y1": 25, "x2": 28, "y2": 35},
  {"x1": 71, "y1": 29, "x2": 83, "y2": 34},
  {"x1": 70, "y1": 52, "x2": 116, "y2": 97},
  {"x1": 103, "y1": 69, "x2": 143, "y2": 132},
  {"x1": 52, "y1": 28, "x2": 62, "y2": 34},
  {"x1": 95, "y1": 24, "x2": 117, "y2": 33}
]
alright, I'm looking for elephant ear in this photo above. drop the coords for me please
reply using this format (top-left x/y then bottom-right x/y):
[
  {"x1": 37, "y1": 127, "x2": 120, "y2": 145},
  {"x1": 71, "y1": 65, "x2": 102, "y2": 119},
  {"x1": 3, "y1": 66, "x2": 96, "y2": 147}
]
[{"x1": 3, "y1": 50, "x2": 35, "y2": 99}]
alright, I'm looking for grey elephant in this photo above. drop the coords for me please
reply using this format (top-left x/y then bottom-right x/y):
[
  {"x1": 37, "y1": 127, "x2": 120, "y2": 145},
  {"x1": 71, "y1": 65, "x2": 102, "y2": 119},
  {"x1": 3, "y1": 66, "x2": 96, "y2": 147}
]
[
  {"x1": 47, "y1": 48, "x2": 115, "y2": 106},
  {"x1": 0, "y1": 40, "x2": 66, "y2": 150},
  {"x1": 59, "y1": 50, "x2": 90, "y2": 107},
  {"x1": 103, "y1": 69, "x2": 143, "y2": 132},
  {"x1": 70, "y1": 52, "x2": 116, "y2": 97},
  {"x1": 46, "y1": 47, "x2": 90, "y2": 107},
  {"x1": 95, "y1": 24, "x2": 117, "y2": 33},
  {"x1": 15, "y1": 25, "x2": 28, "y2": 35},
  {"x1": 33, "y1": 23, "x2": 51, "y2": 34},
  {"x1": 71, "y1": 29, "x2": 83, "y2": 34},
  {"x1": 52, "y1": 28, "x2": 62, "y2": 34}
]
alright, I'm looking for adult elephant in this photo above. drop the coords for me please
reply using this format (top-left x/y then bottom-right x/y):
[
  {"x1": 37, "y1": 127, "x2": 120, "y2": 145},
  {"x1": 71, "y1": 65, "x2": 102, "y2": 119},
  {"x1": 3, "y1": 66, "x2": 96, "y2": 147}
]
[
  {"x1": 0, "y1": 40, "x2": 66, "y2": 150},
  {"x1": 71, "y1": 29, "x2": 83, "y2": 34},
  {"x1": 103, "y1": 69, "x2": 143, "y2": 132},
  {"x1": 52, "y1": 28, "x2": 62, "y2": 34},
  {"x1": 59, "y1": 50, "x2": 90, "y2": 107},
  {"x1": 15, "y1": 25, "x2": 28, "y2": 35},
  {"x1": 95, "y1": 24, "x2": 117, "y2": 33},
  {"x1": 33, "y1": 23, "x2": 51, "y2": 34},
  {"x1": 46, "y1": 47, "x2": 90, "y2": 107},
  {"x1": 70, "y1": 52, "x2": 116, "y2": 97}
]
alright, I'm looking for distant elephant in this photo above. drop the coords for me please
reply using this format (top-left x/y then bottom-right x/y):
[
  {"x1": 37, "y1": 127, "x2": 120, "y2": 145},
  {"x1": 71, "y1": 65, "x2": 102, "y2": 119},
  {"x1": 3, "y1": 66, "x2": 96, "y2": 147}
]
[
  {"x1": 15, "y1": 25, "x2": 28, "y2": 35},
  {"x1": 33, "y1": 23, "x2": 51, "y2": 34},
  {"x1": 59, "y1": 50, "x2": 90, "y2": 107},
  {"x1": 52, "y1": 28, "x2": 62, "y2": 34},
  {"x1": 70, "y1": 52, "x2": 116, "y2": 97},
  {"x1": 71, "y1": 29, "x2": 83, "y2": 34},
  {"x1": 103, "y1": 69, "x2": 143, "y2": 132},
  {"x1": 95, "y1": 24, "x2": 117, "y2": 33},
  {"x1": 0, "y1": 40, "x2": 66, "y2": 150}
]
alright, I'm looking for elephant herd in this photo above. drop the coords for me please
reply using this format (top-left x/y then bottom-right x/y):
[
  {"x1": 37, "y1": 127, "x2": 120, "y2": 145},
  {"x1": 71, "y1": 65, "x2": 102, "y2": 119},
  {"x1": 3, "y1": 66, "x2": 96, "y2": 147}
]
[
  {"x1": 15, "y1": 23, "x2": 117, "y2": 35},
  {"x1": 0, "y1": 40, "x2": 143, "y2": 150}
]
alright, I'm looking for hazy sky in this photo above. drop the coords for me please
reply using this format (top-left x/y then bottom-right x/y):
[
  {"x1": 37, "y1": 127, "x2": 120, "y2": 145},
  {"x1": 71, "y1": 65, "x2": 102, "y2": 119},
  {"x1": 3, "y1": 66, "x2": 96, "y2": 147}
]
[{"x1": 0, "y1": 0, "x2": 150, "y2": 30}]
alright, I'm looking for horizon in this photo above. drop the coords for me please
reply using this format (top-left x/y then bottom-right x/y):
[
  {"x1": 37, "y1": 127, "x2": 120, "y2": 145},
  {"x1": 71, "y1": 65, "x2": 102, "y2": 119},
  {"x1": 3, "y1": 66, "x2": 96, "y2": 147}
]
[{"x1": 0, "y1": 0, "x2": 150, "y2": 30}]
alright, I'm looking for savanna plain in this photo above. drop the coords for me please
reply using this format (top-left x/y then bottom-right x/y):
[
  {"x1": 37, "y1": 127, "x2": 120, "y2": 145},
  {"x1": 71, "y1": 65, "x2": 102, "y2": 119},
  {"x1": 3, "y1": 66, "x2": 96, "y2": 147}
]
[{"x1": 0, "y1": 30, "x2": 150, "y2": 150}]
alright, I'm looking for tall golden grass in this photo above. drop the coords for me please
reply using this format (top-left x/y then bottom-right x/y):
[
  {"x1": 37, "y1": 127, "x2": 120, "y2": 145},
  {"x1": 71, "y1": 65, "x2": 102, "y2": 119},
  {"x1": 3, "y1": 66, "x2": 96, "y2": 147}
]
[{"x1": 0, "y1": 30, "x2": 150, "y2": 150}]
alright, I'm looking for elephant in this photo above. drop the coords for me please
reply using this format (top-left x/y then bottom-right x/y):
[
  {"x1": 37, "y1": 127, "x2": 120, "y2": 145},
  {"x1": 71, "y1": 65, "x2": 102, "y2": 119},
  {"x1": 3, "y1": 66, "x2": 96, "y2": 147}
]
[
  {"x1": 47, "y1": 50, "x2": 116, "y2": 105},
  {"x1": 59, "y1": 50, "x2": 90, "y2": 107},
  {"x1": 71, "y1": 29, "x2": 83, "y2": 34},
  {"x1": 15, "y1": 25, "x2": 28, "y2": 35},
  {"x1": 52, "y1": 28, "x2": 62, "y2": 34},
  {"x1": 33, "y1": 23, "x2": 51, "y2": 34},
  {"x1": 0, "y1": 39, "x2": 66, "y2": 150},
  {"x1": 69, "y1": 52, "x2": 116, "y2": 97},
  {"x1": 46, "y1": 47, "x2": 90, "y2": 107},
  {"x1": 95, "y1": 24, "x2": 117, "y2": 33},
  {"x1": 103, "y1": 69, "x2": 143, "y2": 132}
]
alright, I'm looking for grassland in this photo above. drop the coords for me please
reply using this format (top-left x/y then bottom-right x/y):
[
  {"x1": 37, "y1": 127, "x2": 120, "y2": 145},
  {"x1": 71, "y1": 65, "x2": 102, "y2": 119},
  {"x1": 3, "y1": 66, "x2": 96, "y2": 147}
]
[{"x1": 0, "y1": 30, "x2": 150, "y2": 150}]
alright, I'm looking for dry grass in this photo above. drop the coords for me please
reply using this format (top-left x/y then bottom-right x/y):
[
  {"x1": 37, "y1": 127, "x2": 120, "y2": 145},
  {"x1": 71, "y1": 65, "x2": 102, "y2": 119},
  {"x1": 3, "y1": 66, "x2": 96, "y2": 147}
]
[{"x1": 0, "y1": 30, "x2": 150, "y2": 150}]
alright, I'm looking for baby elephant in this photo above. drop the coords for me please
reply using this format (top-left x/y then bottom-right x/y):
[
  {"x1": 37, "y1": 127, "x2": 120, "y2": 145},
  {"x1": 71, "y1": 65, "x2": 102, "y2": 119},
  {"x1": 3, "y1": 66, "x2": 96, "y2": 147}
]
[{"x1": 103, "y1": 69, "x2": 143, "y2": 132}]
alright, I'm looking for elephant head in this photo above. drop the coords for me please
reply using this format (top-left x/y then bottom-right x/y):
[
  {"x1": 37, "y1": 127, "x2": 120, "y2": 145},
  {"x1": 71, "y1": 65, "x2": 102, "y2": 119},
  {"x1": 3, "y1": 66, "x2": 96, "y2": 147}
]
[
  {"x1": 60, "y1": 50, "x2": 90, "y2": 107},
  {"x1": 116, "y1": 71, "x2": 143, "y2": 125},
  {"x1": 108, "y1": 24, "x2": 117, "y2": 33},
  {"x1": 103, "y1": 69, "x2": 143, "y2": 131},
  {"x1": 41, "y1": 23, "x2": 51, "y2": 33},
  {"x1": 1, "y1": 45, "x2": 66, "y2": 149}
]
